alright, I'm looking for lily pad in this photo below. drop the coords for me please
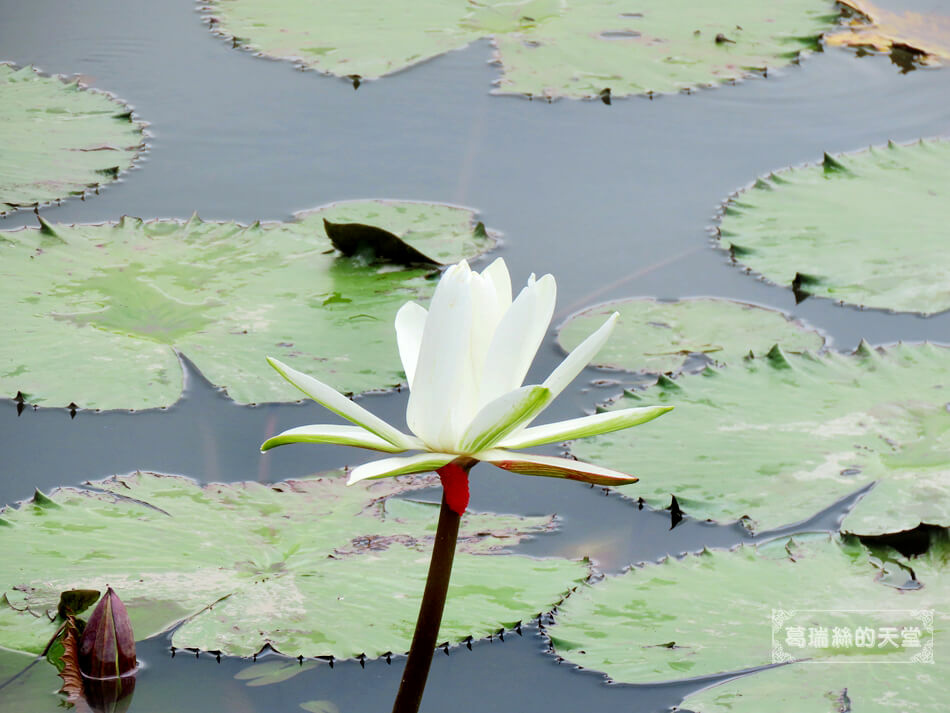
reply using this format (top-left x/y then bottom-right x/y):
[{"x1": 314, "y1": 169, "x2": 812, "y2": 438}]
[
  {"x1": 827, "y1": 0, "x2": 950, "y2": 68},
  {"x1": 0, "y1": 64, "x2": 145, "y2": 214},
  {"x1": 570, "y1": 343, "x2": 950, "y2": 535},
  {"x1": 0, "y1": 200, "x2": 493, "y2": 409},
  {"x1": 0, "y1": 471, "x2": 586, "y2": 659},
  {"x1": 556, "y1": 298, "x2": 824, "y2": 375},
  {"x1": 202, "y1": 0, "x2": 840, "y2": 99},
  {"x1": 0, "y1": 647, "x2": 61, "y2": 710},
  {"x1": 548, "y1": 535, "x2": 948, "y2": 692},
  {"x1": 718, "y1": 139, "x2": 950, "y2": 315},
  {"x1": 686, "y1": 655, "x2": 946, "y2": 713}
]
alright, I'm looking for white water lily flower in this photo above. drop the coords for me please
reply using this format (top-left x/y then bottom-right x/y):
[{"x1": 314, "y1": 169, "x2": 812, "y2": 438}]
[{"x1": 262, "y1": 258, "x2": 671, "y2": 490}]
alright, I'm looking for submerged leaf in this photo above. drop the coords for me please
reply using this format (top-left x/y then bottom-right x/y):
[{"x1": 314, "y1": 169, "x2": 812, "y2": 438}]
[
  {"x1": 0, "y1": 200, "x2": 493, "y2": 409},
  {"x1": 0, "y1": 471, "x2": 585, "y2": 659},
  {"x1": 203, "y1": 0, "x2": 840, "y2": 99},
  {"x1": 570, "y1": 343, "x2": 950, "y2": 535},
  {"x1": 557, "y1": 297, "x2": 824, "y2": 375},
  {"x1": 718, "y1": 139, "x2": 950, "y2": 315},
  {"x1": 0, "y1": 65, "x2": 144, "y2": 214}
]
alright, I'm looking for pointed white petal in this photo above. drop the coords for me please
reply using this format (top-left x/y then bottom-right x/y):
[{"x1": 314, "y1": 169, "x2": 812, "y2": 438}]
[
  {"x1": 542, "y1": 312, "x2": 617, "y2": 403},
  {"x1": 480, "y1": 258, "x2": 512, "y2": 310},
  {"x1": 497, "y1": 405, "x2": 673, "y2": 450},
  {"x1": 347, "y1": 452, "x2": 456, "y2": 485},
  {"x1": 458, "y1": 385, "x2": 551, "y2": 453},
  {"x1": 406, "y1": 262, "x2": 476, "y2": 449},
  {"x1": 478, "y1": 273, "x2": 556, "y2": 407},
  {"x1": 394, "y1": 301, "x2": 428, "y2": 389},
  {"x1": 262, "y1": 424, "x2": 420, "y2": 453},
  {"x1": 267, "y1": 357, "x2": 416, "y2": 450},
  {"x1": 476, "y1": 449, "x2": 639, "y2": 486},
  {"x1": 467, "y1": 269, "x2": 504, "y2": 400}
]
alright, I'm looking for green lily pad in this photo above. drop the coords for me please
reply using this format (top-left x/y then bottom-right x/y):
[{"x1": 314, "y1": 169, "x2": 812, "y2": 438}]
[
  {"x1": 203, "y1": 0, "x2": 840, "y2": 99},
  {"x1": 549, "y1": 535, "x2": 947, "y2": 693},
  {"x1": 557, "y1": 298, "x2": 824, "y2": 375},
  {"x1": 570, "y1": 343, "x2": 950, "y2": 535},
  {"x1": 718, "y1": 139, "x2": 950, "y2": 315},
  {"x1": 0, "y1": 647, "x2": 61, "y2": 710},
  {"x1": 0, "y1": 200, "x2": 493, "y2": 409},
  {"x1": 0, "y1": 471, "x2": 586, "y2": 659},
  {"x1": 686, "y1": 655, "x2": 946, "y2": 713},
  {"x1": 0, "y1": 64, "x2": 144, "y2": 214}
]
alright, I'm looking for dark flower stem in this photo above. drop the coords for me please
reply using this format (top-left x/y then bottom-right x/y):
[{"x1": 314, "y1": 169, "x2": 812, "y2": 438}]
[{"x1": 390, "y1": 460, "x2": 473, "y2": 713}]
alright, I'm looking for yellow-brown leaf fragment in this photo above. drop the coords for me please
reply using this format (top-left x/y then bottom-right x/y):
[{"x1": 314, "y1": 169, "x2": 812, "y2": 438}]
[{"x1": 827, "y1": 0, "x2": 950, "y2": 65}]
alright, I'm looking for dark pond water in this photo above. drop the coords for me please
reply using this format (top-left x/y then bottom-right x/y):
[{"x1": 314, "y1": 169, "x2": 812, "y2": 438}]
[{"x1": 2, "y1": 0, "x2": 949, "y2": 710}]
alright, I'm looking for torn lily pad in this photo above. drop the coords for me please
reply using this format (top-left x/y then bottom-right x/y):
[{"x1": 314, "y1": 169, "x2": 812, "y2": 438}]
[
  {"x1": 202, "y1": 0, "x2": 840, "y2": 99},
  {"x1": 549, "y1": 536, "x2": 947, "y2": 709},
  {"x1": 0, "y1": 200, "x2": 493, "y2": 409},
  {"x1": 0, "y1": 471, "x2": 586, "y2": 659},
  {"x1": 570, "y1": 343, "x2": 950, "y2": 535},
  {"x1": 0, "y1": 64, "x2": 145, "y2": 214},
  {"x1": 557, "y1": 298, "x2": 824, "y2": 375},
  {"x1": 718, "y1": 139, "x2": 950, "y2": 315},
  {"x1": 827, "y1": 0, "x2": 950, "y2": 69}
]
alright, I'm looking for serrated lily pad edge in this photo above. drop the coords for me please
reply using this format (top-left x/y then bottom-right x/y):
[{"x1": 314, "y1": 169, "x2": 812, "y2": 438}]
[
  {"x1": 711, "y1": 137, "x2": 949, "y2": 315},
  {"x1": 0, "y1": 62, "x2": 149, "y2": 216},
  {"x1": 196, "y1": 2, "x2": 840, "y2": 101},
  {"x1": 4, "y1": 471, "x2": 592, "y2": 662}
]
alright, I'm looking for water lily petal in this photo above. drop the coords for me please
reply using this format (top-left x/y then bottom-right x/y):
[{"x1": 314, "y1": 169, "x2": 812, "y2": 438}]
[
  {"x1": 261, "y1": 424, "x2": 419, "y2": 453},
  {"x1": 266, "y1": 357, "x2": 416, "y2": 450},
  {"x1": 458, "y1": 384, "x2": 551, "y2": 453},
  {"x1": 347, "y1": 452, "x2": 457, "y2": 485},
  {"x1": 481, "y1": 257, "x2": 512, "y2": 311},
  {"x1": 467, "y1": 268, "x2": 506, "y2": 405},
  {"x1": 478, "y1": 273, "x2": 556, "y2": 407},
  {"x1": 497, "y1": 405, "x2": 673, "y2": 450},
  {"x1": 407, "y1": 261, "x2": 477, "y2": 449},
  {"x1": 394, "y1": 301, "x2": 428, "y2": 389},
  {"x1": 476, "y1": 449, "x2": 639, "y2": 485},
  {"x1": 541, "y1": 312, "x2": 618, "y2": 403}
]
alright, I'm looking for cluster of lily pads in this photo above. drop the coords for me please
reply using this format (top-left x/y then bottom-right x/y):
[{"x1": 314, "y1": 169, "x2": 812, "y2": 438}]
[{"x1": 2, "y1": 1, "x2": 949, "y2": 711}]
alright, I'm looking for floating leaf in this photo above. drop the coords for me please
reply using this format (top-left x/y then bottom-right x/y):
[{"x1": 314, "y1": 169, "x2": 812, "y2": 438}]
[
  {"x1": 0, "y1": 200, "x2": 493, "y2": 409},
  {"x1": 686, "y1": 656, "x2": 946, "y2": 713},
  {"x1": 549, "y1": 536, "x2": 947, "y2": 694},
  {"x1": 570, "y1": 343, "x2": 950, "y2": 535},
  {"x1": 203, "y1": 0, "x2": 840, "y2": 99},
  {"x1": 0, "y1": 471, "x2": 585, "y2": 659},
  {"x1": 0, "y1": 647, "x2": 63, "y2": 710},
  {"x1": 718, "y1": 140, "x2": 950, "y2": 315},
  {"x1": 557, "y1": 298, "x2": 824, "y2": 375},
  {"x1": 827, "y1": 0, "x2": 950, "y2": 68},
  {"x1": 0, "y1": 64, "x2": 144, "y2": 214}
]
